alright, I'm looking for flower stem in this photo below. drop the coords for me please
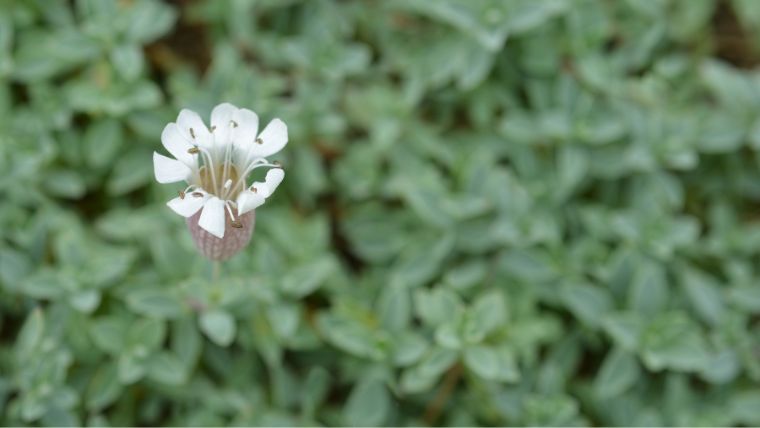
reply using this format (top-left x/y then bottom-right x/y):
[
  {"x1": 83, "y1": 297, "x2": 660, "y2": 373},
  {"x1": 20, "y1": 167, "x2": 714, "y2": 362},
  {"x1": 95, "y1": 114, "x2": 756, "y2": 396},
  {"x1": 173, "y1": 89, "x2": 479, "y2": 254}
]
[{"x1": 212, "y1": 260, "x2": 220, "y2": 284}]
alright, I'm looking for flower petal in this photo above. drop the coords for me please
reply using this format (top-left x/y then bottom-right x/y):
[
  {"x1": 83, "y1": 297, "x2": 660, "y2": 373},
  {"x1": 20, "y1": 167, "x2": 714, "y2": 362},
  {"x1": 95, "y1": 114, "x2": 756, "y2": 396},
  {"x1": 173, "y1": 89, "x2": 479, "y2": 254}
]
[
  {"x1": 251, "y1": 168, "x2": 285, "y2": 198},
  {"x1": 198, "y1": 196, "x2": 226, "y2": 238},
  {"x1": 177, "y1": 109, "x2": 212, "y2": 149},
  {"x1": 161, "y1": 123, "x2": 196, "y2": 167},
  {"x1": 237, "y1": 189, "x2": 266, "y2": 215},
  {"x1": 232, "y1": 108, "x2": 259, "y2": 165},
  {"x1": 211, "y1": 102, "x2": 238, "y2": 147},
  {"x1": 167, "y1": 190, "x2": 209, "y2": 217},
  {"x1": 265, "y1": 168, "x2": 285, "y2": 194},
  {"x1": 153, "y1": 152, "x2": 192, "y2": 183},
  {"x1": 252, "y1": 118, "x2": 288, "y2": 158}
]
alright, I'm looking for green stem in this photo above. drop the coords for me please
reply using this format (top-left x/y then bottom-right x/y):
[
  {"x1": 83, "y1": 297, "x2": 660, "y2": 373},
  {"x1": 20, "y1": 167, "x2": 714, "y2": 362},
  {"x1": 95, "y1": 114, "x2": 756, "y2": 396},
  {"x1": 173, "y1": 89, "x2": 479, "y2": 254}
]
[{"x1": 212, "y1": 260, "x2": 221, "y2": 284}]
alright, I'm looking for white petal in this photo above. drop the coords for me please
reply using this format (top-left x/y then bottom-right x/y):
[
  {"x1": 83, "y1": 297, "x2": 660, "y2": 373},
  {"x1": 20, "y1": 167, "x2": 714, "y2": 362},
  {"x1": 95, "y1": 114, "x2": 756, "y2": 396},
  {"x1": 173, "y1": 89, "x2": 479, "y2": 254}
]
[
  {"x1": 232, "y1": 108, "x2": 260, "y2": 165},
  {"x1": 166, "y1": 191, "x2": 209, "y2": 217},
  {"x1": 198, "y1": 197, "x2": 226, "y2": 238},
  {"x1": 237, "y1": 189, "x2": 266, "y2": 215},
  {"x1": 211, "y1": 103, "x2": 238, "y2": 147},
  {"x1": 252, "y1": 118, "x2": 288, "y2": 158},
  {"x1": 177, "y1": 109, "x2": 212, "y2": 148},
  {"x1": 161, "y1": 123, "x2": 196, "y2": 167},
  {"x1": 265, "y1": 168, "x2": 285, "y2": 193},
  {"x1": 153, "y1": 152, "x2": 192, "y2": 183},
  {"x1": 250, "y1": 168, "x2": 285, "y2": 198}
]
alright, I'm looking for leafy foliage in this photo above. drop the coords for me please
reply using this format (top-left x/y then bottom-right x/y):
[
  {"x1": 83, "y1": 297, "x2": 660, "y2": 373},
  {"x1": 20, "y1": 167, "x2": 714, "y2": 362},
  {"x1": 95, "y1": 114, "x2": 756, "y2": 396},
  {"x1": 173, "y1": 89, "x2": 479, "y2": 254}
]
[{"x1": 1, "y1": 0, "x2": 760, "y2": 426}]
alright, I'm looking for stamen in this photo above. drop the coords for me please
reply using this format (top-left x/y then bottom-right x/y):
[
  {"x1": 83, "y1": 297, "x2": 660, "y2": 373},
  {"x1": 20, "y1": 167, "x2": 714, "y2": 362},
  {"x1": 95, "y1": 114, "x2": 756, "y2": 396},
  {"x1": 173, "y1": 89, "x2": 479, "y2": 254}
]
[
  {"x1": 188, "y1": 146, "x2": 200, "y2": 154},
  {"x1": 225, "y1": 201, "x2": 242, "y2": 228},
  {"x1": 255, "y1": 137, "x2": 263, "y2": 145},
  {"x1": 210, "y1": 125, "x2": 216, "y2": 132},
  {"x1": 192, "y1": 192, "x2": 204, "y2": 198},
  {"x1": 251, "y1": 186, "x2": 257, "y2": 193},
  {"x1": 190, "y1": 128, "x2": 196, "y2": 139},
  {"x1": 179, "y1": 190, "x2": 186, "y2": 199},
  {"x1": 229, "y1": 160, "x2": 279, "y2": 196},
  {"x1": 231, "y1": 120, "x2": 238, "y2": 128},
  {"x1": 223, "y1": 179, "x2": 232, "y2": 190},
  {"x1": 196, "y1": 146, "x2": 218, "y2": 194},
  {"x1": 272, "y1": 160, "x2": 281, "y2": 167}
]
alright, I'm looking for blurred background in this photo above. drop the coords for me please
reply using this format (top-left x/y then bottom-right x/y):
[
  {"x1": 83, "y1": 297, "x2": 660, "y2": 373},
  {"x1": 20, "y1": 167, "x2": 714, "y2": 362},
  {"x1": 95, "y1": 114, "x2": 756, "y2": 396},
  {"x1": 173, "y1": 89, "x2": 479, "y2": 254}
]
[{"x1": 2, "y1": 0, "x2": 760, "y2": 426}]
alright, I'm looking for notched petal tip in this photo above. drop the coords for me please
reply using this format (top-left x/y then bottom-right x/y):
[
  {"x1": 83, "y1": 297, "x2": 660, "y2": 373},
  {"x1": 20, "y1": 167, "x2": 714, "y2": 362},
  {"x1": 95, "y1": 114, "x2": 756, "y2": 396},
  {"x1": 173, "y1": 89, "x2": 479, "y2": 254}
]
[{"x1": 237, "y1": 190, "x2": 265, "y2": 216}]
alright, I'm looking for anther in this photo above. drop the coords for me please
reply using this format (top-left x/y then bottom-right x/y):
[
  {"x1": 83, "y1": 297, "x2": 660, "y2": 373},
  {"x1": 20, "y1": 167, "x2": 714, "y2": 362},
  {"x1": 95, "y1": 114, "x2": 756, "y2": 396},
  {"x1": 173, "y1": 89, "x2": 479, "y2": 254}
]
[
  {"x1": 251, "y1": 186, "x2": 258, "y2": 193},
  {"x1": 188, "y1": 146, "x2": 200, "y2": 154},
  {"x1": 272, "y1": 160, "x2": 282, "y2": 166},
  {"x1": 179, "y1": 190, "x2": 186, "y2": 199},
  {"x1": 255, "y1": 138, "x2": 263, "y2": 145},
  {"x1": 192, "y1": 192, "x2": 204, "y2": 198},
  {"x1": 223, "y1": 179, "x2": 232, "y2": 190},
  {"x1": 210, "y1": 125, "x2": 216, "y2": 132},
  {"x1": 231, "y1": 220, "x2": 243, "y2": 228},
  {"x1": 190, "y1": 128, "x2": 196, "y2": 139},
  {"x1": 231, "y1": 120, "x2": 238, "y2": 128}
]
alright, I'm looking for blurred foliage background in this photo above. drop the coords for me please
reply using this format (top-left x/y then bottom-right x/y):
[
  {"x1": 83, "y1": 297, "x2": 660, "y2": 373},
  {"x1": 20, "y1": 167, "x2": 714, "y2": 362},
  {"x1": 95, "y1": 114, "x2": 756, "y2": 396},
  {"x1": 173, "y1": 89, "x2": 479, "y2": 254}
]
[{"x1": 2, "y1": 0, "x2": 760, "y2": 426}]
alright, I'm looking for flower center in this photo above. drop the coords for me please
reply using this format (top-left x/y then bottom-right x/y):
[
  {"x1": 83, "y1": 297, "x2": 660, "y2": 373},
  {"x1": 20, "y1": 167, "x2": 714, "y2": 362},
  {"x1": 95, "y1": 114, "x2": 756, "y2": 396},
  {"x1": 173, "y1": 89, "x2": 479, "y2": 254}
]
[{"x1": 198, "y1": 163, "x2": 244, "y2": 199}]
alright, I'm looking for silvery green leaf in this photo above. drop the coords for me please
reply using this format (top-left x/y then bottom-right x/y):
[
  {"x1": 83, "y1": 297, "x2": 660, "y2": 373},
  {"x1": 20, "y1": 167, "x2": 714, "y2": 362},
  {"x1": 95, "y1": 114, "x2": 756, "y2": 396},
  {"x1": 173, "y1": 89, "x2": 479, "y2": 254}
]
[
  {"x1": 199, "y1": 310, "x2": 236, "y2": 347},
  {"x1": 593, "y1": 347, "x2": 639, "y2": 398},
  {"x1": 343, "y1": 378, "x2": 390, "y2": 427}
]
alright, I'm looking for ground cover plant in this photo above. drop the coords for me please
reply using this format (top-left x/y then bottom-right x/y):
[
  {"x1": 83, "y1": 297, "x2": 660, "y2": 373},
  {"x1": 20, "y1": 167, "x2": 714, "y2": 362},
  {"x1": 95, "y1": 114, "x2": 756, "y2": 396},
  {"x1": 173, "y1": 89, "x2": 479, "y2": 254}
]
[{"x1": 1, "y1": 0, "x2": 760, "y2": 426}]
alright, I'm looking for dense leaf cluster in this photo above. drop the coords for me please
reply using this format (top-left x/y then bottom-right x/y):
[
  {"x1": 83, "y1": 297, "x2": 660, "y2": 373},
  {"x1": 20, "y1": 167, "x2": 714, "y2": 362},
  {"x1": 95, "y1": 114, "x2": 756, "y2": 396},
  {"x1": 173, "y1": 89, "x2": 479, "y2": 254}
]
[{"x1": 1, "y1": 0, "x2": 760, "y2": 426}]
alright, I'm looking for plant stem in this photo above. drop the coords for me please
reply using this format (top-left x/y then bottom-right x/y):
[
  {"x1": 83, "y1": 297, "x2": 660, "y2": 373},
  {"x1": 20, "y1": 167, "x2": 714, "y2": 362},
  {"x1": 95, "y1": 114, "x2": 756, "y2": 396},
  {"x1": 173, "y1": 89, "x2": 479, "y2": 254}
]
[
  {"x1": 423, "y1": 363, "x2": 462, "y2": 426},
  {"x1": 212, "y1": 260, "x2": 220, "y2": 284}
]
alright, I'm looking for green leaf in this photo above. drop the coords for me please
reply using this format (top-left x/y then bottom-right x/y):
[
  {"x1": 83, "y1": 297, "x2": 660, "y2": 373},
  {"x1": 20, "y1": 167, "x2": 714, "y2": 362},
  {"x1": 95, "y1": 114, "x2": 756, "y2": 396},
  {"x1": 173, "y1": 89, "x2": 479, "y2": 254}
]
[
  {"x1": 628, "y1": 262, "x2": 668, "y2": 317},
  {"x1": 392, "y1": 332, "x2": 429, "y2": 367},
  {"x1": 86, "y1": 363, "x2": 121, "y2": 411},
  {"x1": 107, "y1": 148, "x2": 152, "y2": 195},
  {"x1": 560, "y1": 283, "x2": 613, "y2": 328},
  {"x1": 171, "y1": 318, "x2": 201, "y2": 370},
  {"x1": 118, "y1": 353, "x2": 146, "y2": 384},
  {"x1": 469, "y1": 289, "x2": 507, "y2": 337},
  {"x1": 464, "y1": 345, "x2": 500, "y2": 380},
  {"x1": 730, "y1": 390, "x2": 760, "y2": 425},
  {"x1": 90, "y1": 316, "x2": 129, "y2": 354},
  {"x1": 400, "y1": 347, "x2": 458, "y2": 394},
  {"x1": 680, "y1": 269, "x2": 725, "y2": 326},
  {"x1": 301, "y1": 367, "x2": 331, "y2": 418},
  {"x1": 266, "y1": 303, "x2": 300, "y2": 340},
  {"x1": 84, "y1": 119, "x2": 123, "y2": 169},
  {"x1": 199, "y1": 310, "x2": 236, "y2": 347},
  {"x1": 68, "y1": 290, "x2": 101, "y2": 313},
  {"x1": 343, "y1": 378, "x2": 390, "y2": 427},
  {"x1": 593, "y1": 347, "x2": 639, "y2": 398},
  {"x1": 128, "y1": 318, "x2": 166, "y2": 350},
  {"x1": 12, "y1": 30, "x2": 100, "y2": 82},
  {"x1": 126, "y1": 288, "x2": 185, "y2": 319},
  {"x1": 640, "y1": 313, "x2": 709, "y2": 372},
  {"x1": 45, "y1": 170, "x2": 87, "y2": 199},
  {"x1": 376, "y1": 282, "x2": 411, "y2": 331},
  {"x1": 110, "y1": 44, "x2": 144, "y2": 81},
  {"x1": 147, "y1": 352, "x2": 187, "y2": 386},
  {"x1": 728, "y1": 286, "x2": 760, "y2": 313},
  {"x1": 316, "y1": 313, "x2": 383, "y2": 360},
  {"x1": 601, "y1": 312, "x2": 644, "y2": 351},
  {"x1": 16, "y1": 308, "x2": 45, "y2": 357},
  {"x1": 414, "y1": 287, "x2": 464, "y2": 326},
  {"x1": 280, "y1": 257, "x2": 335, "y2": 298},
  {"x1": 122, "y1": 0, "x2": 177, "y2": 43}
]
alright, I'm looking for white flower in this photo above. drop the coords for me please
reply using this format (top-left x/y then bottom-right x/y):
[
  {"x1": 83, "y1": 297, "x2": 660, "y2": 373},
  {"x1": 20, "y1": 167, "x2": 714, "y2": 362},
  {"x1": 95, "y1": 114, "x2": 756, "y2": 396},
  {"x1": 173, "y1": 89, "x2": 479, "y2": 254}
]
[{"x1": 154, "y1": 103, "x2": 287, "y2": 239}]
